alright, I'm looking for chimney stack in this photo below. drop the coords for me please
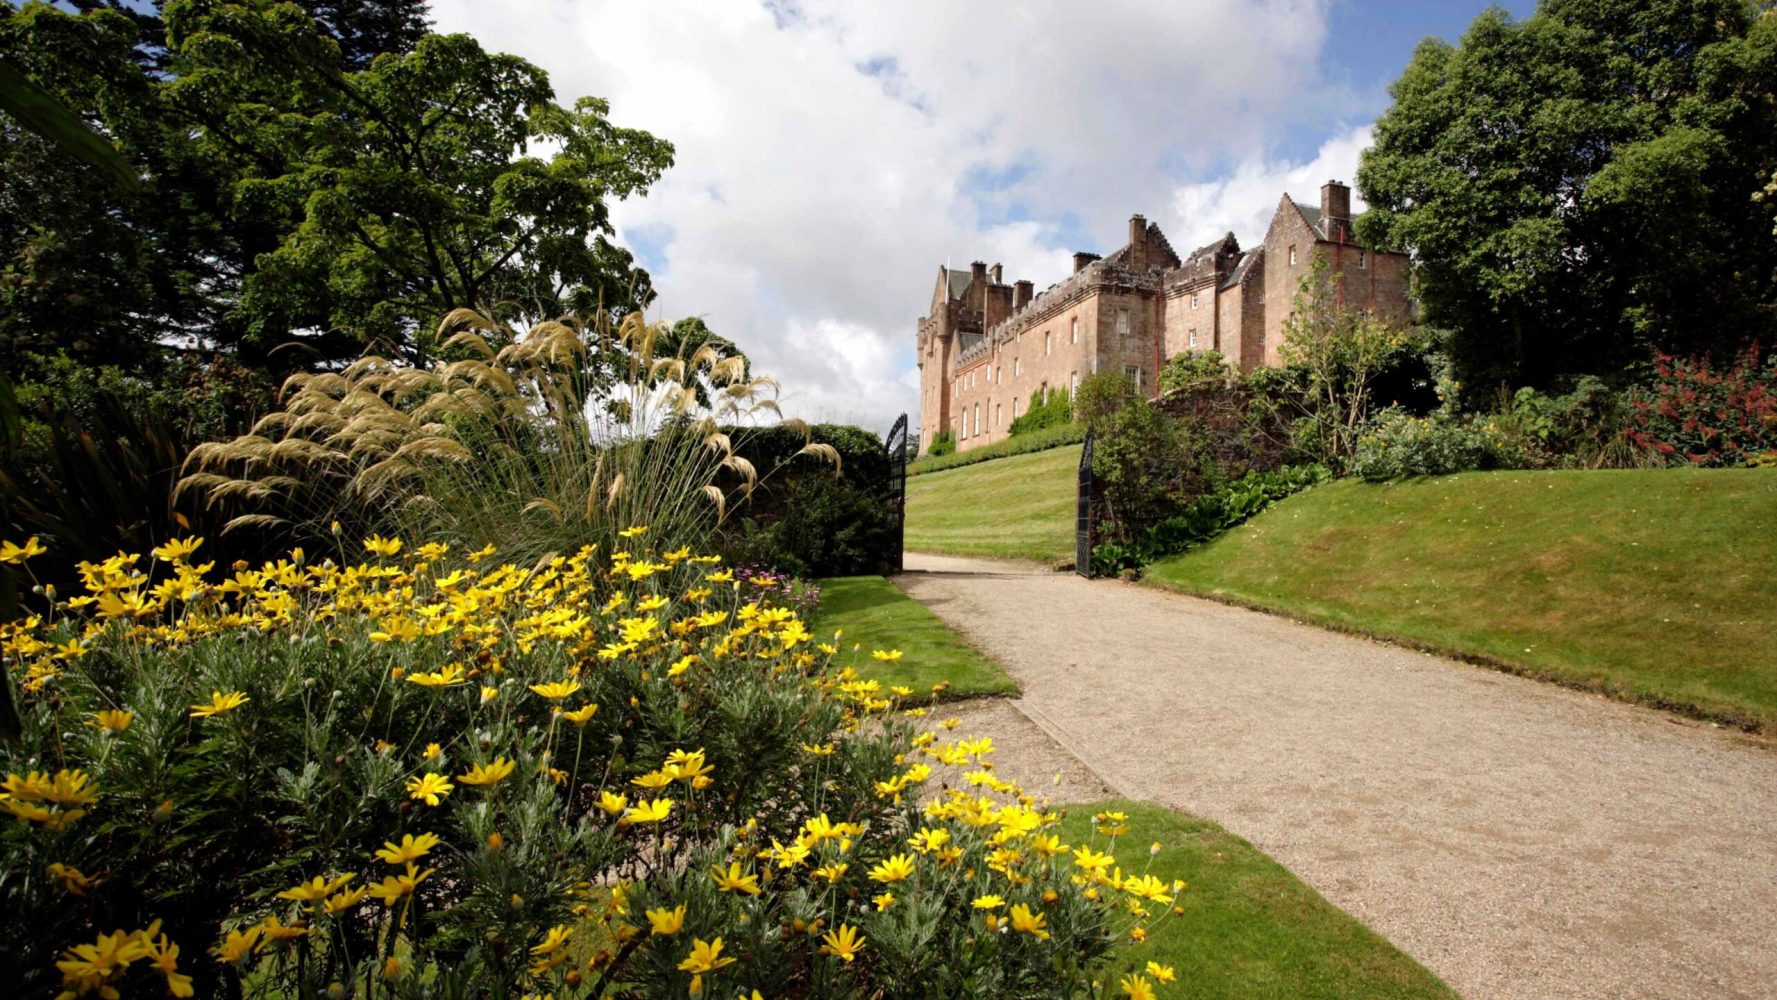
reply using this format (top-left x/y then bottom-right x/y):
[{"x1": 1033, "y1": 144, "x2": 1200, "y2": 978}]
[
  {"x1": 989, "y1": 263, "x2": 1003, "y2": 285},
  {"x1": 1072, "y1": 252, "x2": 1101, "y2": 274},
  {"x1": 1321, "y1": 181, "x2": 1352, "y2": 241},
  {"x1": 969, "y1": 260, "x2": 987, "y2": 283},
  {"x1": 1129, "y1": 214, "x2": 1147, "y2": 249},
  {"x1": 1013, "y1": 279, "x2": 1034, "y2": 311}
]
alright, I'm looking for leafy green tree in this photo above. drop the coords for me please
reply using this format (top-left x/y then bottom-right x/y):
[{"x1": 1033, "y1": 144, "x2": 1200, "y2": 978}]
[
  {"x1": 157, "y1": 2, "x2": 674, "y2": 361},
  {"x1": 1357, "y1": 0, "x2": 1777, "y2": 400},
  {"x1": 1279, "y1": 258, "x2": 1419, "y2": 467},
  {"x1": 1, "y1": 0, "x2": 672, "y2": 377}
]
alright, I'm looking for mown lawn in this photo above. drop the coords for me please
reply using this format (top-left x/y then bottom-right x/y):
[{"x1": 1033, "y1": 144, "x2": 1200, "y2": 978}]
[
  {"x1": 1059, "y1": 800, "x2": 1455, "y2": 1000},
  {"x1": 810, "y1": 575, "x2": 1019, "y2": 698},
  {"x1": 905, "y1": 443, "x2": 1079, "y2": 563},
  {"x1": 1146, "y1": 469, "x2": 1777, "y2": 730}
]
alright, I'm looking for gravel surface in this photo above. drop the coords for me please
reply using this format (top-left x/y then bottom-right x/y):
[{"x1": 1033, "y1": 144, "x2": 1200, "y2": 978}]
[
  {"x1": 896, "y1": 553, "x2": 1777, "y2": 1000},
  {"x1": 917, "y1": 697, "x2": 1113, "y2": 807}
]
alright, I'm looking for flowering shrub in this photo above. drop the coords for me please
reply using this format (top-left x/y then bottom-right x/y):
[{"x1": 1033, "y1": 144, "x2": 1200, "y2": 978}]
[
  {"x1": 1, "y1": 535, "x2": 1184, "y2": 998},
  {"x1": 1627, "y1": 347, "x2": 1777, "y2": 466}
]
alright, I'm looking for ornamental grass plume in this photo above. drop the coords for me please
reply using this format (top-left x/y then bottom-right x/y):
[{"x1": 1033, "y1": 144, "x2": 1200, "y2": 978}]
[
  {"x1": 178, "y1": 309, "x2": 840, "y2": 568},
  {"x1": 0, "y1": 535, "x2": 1191, "y2": 997}
]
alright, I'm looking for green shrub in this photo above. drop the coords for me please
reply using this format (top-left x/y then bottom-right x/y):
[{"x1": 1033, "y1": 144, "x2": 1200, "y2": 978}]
[
  {"x1": 1091, "y1": 465, "x2": 1330, "y2": 575},
  {"x1": 1007, "y1": 390, "x2": 1072, "y2": 436},
  {"x1": 1495, "y1": 378, "x2": 1648, "y2": 469},
  {"x1": 1351, "y1": 408, "x2": 1532, "y2": 481},
  {"x1": 0, "y1": 536, "x2": 1188, "y2": 998},
  {"x1": 1157, "y1": 350, "x2": 1233, "y2": 395},
  {"x1": 923, "y1": 430, "x2": 955, "y2": 457},
  {"x1": 1073, "y1": 372, "x2": 1138, "y2": 431},
  {"x1": 720, "y1": 423, "x2": 895, "y2": 577},
  {"x1": 906, "y1": 422, "x2": 1083, "y2": 476}
]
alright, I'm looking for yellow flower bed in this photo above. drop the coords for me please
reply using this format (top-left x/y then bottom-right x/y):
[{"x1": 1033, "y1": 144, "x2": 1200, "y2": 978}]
[{"x1": 1, "y1": 535, "x2": 1181, "y2": 998}]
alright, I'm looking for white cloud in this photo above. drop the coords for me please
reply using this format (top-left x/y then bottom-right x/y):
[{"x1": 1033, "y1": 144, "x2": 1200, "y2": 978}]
[
  {"x1": 429, "y1": 0, "x2": 1362, "y2": 430},
  {"x1": 1168, "y1": 125, "x2": 1373, "y2": 251}
]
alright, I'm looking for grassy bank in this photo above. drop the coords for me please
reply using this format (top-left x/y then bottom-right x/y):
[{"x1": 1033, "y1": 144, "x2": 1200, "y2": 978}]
[
  {"x1": 1146, "y1": 469, "x2": 1777, "y2": 730},
  {"x1": 1060, "y1": 800, "x2": 1455, "y2": 999},
  {"x1": 810, "y1": 575, "x2": 1019, "y2": 698},
  {"x1": 908, "y1": 422, "x2": 1084, "y2": 476},
  {"x1": 905, "y1": 443, "x2": 1079, "y2": 563}
]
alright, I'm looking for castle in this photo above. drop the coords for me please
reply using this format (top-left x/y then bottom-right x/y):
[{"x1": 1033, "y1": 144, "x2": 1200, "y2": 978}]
[{"x1": 915, "y1": 180, "x2": 1411, "y2": 453}]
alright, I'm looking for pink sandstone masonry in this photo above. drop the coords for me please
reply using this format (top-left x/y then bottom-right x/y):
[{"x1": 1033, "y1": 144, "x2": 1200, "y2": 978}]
[{"x1": 915, "y1": 181, "x2": 1412, "y2": 453}]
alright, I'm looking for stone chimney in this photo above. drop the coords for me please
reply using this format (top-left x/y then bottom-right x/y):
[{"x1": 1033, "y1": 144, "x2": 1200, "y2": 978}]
[
  {"x1": 970, "y1": 260, "x2": 987, "y2": 284},
  {"x1": 1320, "y1": 181, "x2": 1352, "y2": 241},
  {"x1": 989, "y1": 263, "x2": 1003, "y2": 284},
  {"x1": 1013, "y1": 279, "x2": 1034, "y2": 311},
  {"x1": 1126, "y1": 214, "x2": 1147, "y2": 269},
  {"x1": 1072, "y1": 252, "x2": 1101, "y2": 274}
]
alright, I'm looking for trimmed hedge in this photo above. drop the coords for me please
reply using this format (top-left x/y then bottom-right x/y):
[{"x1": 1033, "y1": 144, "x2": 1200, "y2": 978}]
[{"x1": 718, "y1": 423, "x2": 897, "y2": 577}]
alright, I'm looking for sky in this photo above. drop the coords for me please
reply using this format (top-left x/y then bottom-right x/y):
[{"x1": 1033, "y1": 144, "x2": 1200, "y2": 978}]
[{"x1": 431, "y1": 0, "x2": 1536, "y2": 431}]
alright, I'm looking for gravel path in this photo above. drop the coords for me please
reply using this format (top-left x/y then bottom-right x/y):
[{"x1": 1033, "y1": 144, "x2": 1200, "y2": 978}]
[{"x1": 896, "y1": 553, "x2": 1777, "y2": 1000}]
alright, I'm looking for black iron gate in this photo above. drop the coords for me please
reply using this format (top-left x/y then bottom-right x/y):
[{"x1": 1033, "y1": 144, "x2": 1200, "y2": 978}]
[
  {"x1": 1075, "y1": 430, "x2": 1094, "y2": 577},
  {"x1": 884, "y1": 413, "x2": 908, "y2": 574}
]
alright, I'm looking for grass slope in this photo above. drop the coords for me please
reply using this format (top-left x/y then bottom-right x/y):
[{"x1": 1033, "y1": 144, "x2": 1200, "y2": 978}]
[
  {"x1": 1059, "y1": 801, "x2": 1455, "y2": 1000},
  {"x1": 1146, "y1": 469, "x2": 1777, "y2": 729},
  {"x1": 810, "y1": 576, "x2": 1019, "y2": 698},
  {"x1": 905, "y1": 443, "x2": 1079, "y2": 563}
]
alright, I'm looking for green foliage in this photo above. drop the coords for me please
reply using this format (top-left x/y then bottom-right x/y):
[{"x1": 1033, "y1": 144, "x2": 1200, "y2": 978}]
[
  {"x1": 0, "y1": 369, "x2": 285, "y2": 602},
  {"x1": 720, "y1": 424, "x2": 897, "y2": 578},
  {"x1": 1, "y1": 0, "x2": 669, "y2": 381},
  {"x1": 0, "y1": 56, "x2": 138, "y2": 190},
  {"x1": 923, "y1": 429, "x2": 955, "y2": 458},
  {"x1": 1351, "y1": 409, "x2": 1532, "y2": 481},
  {"x1": 1007, "y1": 388, "x2": 1072, "y2": 436},
  {"x1": 1357, "y1": 0, "x2": 1777, "y2": 397},
  {"x1": 1090, "y1": 395, "x2": 1183, "y2": 542},
  {"x1": 1279, "y1": 258, "x2": 1423, "y2": 469},
  {"x1": 1158, "y1": 350, "x2": 1234, "y2": 395},
  {"x1": 1072, "y1": 372, "x2": 1138, "y2": 431},
  {"x1": 1495, "y1": 377, "x2": 1646, "y2": 469},
  {"x1": 158, "y1": 10, "x2": 675, "y2": 359},
  {"x1": 1091, "y1": 465, "x2": 1329, "y2": 575}
]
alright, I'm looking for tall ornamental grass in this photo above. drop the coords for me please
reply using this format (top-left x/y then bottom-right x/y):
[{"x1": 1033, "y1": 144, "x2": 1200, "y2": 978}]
[
  {"x1": 179, "y1": 310, "x2": 838, "y2": 567},
  {"x1": 1, "y1": 536, "x2": 1186, "y2": 999}
]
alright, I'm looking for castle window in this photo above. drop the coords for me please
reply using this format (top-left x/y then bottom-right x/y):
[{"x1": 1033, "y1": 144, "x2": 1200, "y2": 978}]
[
  {"x1": 1070, "y1": 371, "x2": 1079, "y2": 398},
  {"x1": 995, "y1": 403, "x2": 1001, "y2": 426},
  {"x1": 1190, "y1": 292, "x2": 1198, "y2": 310},
  {"x1": 1116, "y1": 309, "x2": 1129, "y2": 336},
  {"x1": 1288, "y1": 245, "x2": 1298, "y2": 267},
  {"x1": 1014, "y1": 357, "x2": 1022, "y2": 377},
  {"x1": 1123, "y1": 364, "x2": 1142, "y2": 392},
  {"x1": 1357, "y1": 248, "x2": 1367, "y2": 269},
  {"x1": 1189, "y1": 328, "x2": 1197, "y2": 348},
  {"x1": 1045, "y1": 331, "x2": 1052, "y2": 356},
  {"x1": 1070, "y1": 317, "x2": 1079, "y2": 344},
  {"x1": 974, "y1": 404, "x2": 980, "y2": 437}
]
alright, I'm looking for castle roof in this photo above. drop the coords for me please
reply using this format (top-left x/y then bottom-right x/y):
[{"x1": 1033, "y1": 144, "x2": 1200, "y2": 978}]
[
  {"x1": 944, "y1": 268, "x2": 971, "y2": 300},
  {"x1": 1221, "y1": 248, "x2": 1262, "y2": 290},
  {"x1": 1290, "y1": 200, "x2": 1329, "y2": 239}
]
